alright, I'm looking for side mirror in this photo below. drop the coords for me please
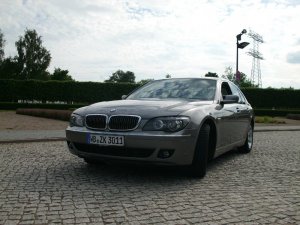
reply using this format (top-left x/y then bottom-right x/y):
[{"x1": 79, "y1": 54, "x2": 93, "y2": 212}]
[
  {"x1": 221, "y1": 95, "x2": 239, "y2": 104},
  {"x1": 121, "y1": 95, "x2": 127, "y2": 100}
]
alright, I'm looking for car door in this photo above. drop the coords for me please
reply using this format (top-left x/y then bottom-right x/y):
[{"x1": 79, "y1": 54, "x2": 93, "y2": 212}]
[
  {"x1": 215, "y1": 82, "x2": 236, "y2": 148},
  {"x1": 228, "y1": 82, "x2": 250, "y2": 142}
]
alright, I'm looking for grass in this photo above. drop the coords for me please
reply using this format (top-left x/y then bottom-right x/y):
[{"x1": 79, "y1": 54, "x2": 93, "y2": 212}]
[{"x1": 255, "y1": 116, "x2": 286, "y2": 124}]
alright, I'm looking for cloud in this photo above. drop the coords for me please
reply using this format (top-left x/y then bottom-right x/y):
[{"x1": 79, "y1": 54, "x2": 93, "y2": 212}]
[
  {"x1": 287, "y1": 51, "x2": 300, "y2": 64},
  {"x1": 0, "y1": 0, "x2": 300, "y2": 88}
]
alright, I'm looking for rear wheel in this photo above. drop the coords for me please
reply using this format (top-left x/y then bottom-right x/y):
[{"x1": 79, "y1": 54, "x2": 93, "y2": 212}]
[
  {"x1": 238, "y1": 124, "x2": 253, "y2": 153},
  {"x1": 190, "y1": 123, "x2": 210, "y2": 178}
]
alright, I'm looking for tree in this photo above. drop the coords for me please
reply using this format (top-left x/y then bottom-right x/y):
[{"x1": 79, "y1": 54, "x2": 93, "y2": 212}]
[
  {"x1": 137, "y1": 79, "x2": 154, "y2": 85},
  {"x1": 222, "y1": 66, "x2": 257, "y2": 88},
  {"x1": 15, "y1": 29, "x2": 51, "y2": 80},
  {"x1": 238, "y1": 72, "x2": 257, "y2": 88},
  {"x1": 0, "y1": 57, "x2": 19, "y2": 79},
  {"x1": 0, "y1": 29, "x2": 5, "y2": 62},
  {"x1": 222, "y1": 66, "x2": 235, "y2": 82},
  {"x1": 105, "y1": 70, "x2": 135, "y2": 83},
  {"x1": 205, "y1": 72, "x2": 218, "y2": 78},
  {"x1": 165, "y1": 74, "x2": 171, "y2": 78},
  {"x1": 50, "y1": 68, "x2": 74, "y2": 81}
]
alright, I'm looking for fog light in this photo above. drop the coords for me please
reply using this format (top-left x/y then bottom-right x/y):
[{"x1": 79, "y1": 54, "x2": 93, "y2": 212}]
[{"x1": 157, "y1": 149, "x2": 174, "y2": 159}]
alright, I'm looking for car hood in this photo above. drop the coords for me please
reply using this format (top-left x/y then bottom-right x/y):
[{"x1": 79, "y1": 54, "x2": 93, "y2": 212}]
[{"x1": 75, "y1": 99, "x2": 213, "y2": 118}]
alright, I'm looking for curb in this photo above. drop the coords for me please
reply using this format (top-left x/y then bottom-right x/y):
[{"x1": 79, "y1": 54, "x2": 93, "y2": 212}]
[{"x1": 255, "y1": 129, "x2": 300, "y2": 132}]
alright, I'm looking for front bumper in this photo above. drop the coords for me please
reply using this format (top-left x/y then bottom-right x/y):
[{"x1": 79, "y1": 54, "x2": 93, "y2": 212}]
[{"x1": 66, "y1": 126, "x2": 199, "y2": 166}]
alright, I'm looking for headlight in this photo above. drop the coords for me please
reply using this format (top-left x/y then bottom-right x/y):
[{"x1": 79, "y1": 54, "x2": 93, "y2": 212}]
[
  {"x1": 143, "y1": 116, "x2": 190, "y2": 132},
  {"x1": 70, "y1": 114, "x2": 84, "y2": 127}
]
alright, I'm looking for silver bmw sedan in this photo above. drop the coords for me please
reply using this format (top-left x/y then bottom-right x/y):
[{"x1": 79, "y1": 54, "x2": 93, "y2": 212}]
[{"x1": 66, "y1": 78, "x2": 254, "y2": 178}]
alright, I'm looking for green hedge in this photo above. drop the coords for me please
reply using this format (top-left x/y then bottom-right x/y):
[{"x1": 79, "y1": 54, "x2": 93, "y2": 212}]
[
  {"x1": 0, "y1": 79, "x2": 300, "y2": 109},
  {"x1": 2, "y1": 102, "x2": 300, "y2": 118},
  {"x1": 242, "y1": 88, "x2": 300, "y2": 109},
  {"x1": 0, "y1": 102, "x2": 86, "y2": 110},
  {"x1": 0, "y1": 79, "x2": 139, "y2": 103},
  {"x1": 254, "y1": 109, "x2": 300, "y2": 117}
]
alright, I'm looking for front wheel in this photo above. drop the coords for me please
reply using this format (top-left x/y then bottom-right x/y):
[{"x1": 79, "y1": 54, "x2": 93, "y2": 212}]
[
  {"x1": 238, "y1": 124, "x2": 253, "y2": 153},
  {"x1": 190, "y1": 124, "x2": 210, "y2": 178}
]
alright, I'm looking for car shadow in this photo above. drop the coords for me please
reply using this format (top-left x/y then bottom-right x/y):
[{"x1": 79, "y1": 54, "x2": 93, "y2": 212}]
[
  {"x1": 2, "y1": 148, "x2": 244, "y2": 203},
  {"x1": 65, "y1": 148, "x2": 241, "y2": 184},
  {"x1": 207, "y1": 149, "x2": 241, "y2": 170}
]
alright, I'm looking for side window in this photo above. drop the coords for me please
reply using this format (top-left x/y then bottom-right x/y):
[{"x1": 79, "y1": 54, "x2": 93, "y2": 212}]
[
  {"x1": 229, "y1": 83, "x2": 245, "y2": 104},
  {"x1": 221, "y1": 82, "x2": 232, "y2": 98},
  {"x1": 238, "y1": 90, "x2": 247, "y2": 104}
]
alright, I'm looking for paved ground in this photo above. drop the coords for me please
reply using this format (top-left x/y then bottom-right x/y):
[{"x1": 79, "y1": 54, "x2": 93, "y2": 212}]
[
  {"x1": 0, "y1": 111, "x2": 67, "y2": 143},
  {"x1": 0, "y1": 130, "x2": 65, "y2": 143},
  {"x1": 0, "y1": 131, "x2": 299, "y2": 225},
  {"x1": 0, "y1": 111, "x2": 68, "y2": 131}
]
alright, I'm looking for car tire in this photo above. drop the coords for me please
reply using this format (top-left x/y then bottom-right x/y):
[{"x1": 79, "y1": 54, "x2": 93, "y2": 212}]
[
  {"x1": 238, "y1": 124, "x2": 253, "y2": 154},
  {"x1": 84, "y1": 158, "x2": 105, "y2": 165},
  {"x1": 190, "y1": 123, "x2": 210, "y2": 178}
]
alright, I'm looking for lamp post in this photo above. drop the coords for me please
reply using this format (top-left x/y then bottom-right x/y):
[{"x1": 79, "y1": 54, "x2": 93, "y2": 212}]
[{"x1": 236, "y1": 29, "x2": 249, "y2": 84}]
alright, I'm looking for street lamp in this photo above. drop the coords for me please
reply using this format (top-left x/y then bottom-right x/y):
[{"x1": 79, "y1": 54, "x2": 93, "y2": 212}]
[{"x1": 236, "y1": 29, "x2": 249, "y2": 84}]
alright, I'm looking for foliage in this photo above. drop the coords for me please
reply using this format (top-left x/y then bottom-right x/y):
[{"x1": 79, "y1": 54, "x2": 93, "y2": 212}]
[
  {"x1": 0, "y1": 29, "x2": 72, "y2": 81},
  {"x1": 0, "y1": 79, "x2": 139, "y2": 103},
  {"x1": 2, "y1": 101, "x2": 299, "y2": 118},
  {"x1": 0, "y1": 57, "x2": 19, "y2": 79},
  {"x1": 254, "y1": 109, "x2": 300, "y2": 117},
  {"x1": 0, "y1": 80, "x2": 300, "y2": 109},
  {"x1": 242, "y1": 88, "x2": 300, "y2": 109},
  {"x1": 205, "y1": 72, "x2": 218, "y2": 78},
  {"x1": 105, "y1": 70, "x2": 135, "y2": 83},
  {"x1": 222, "y1": 66, "x2": 235, "y2": 82},
  {"x1": 136, "y1": 79, "x2": 154, "y2": 85},
  {"x1": 50, "y1": 68, "x2": 74, "y2": 81},
  {"x1": 15, "y1": 29, "x2": 51, "y2": 80},
  {"x1": 0, "y1": 102, "x2": 85, "y2": 110},
  {"x1": 0, "y1": 29, "x2": 4, "y2": 62},
  {"x1": 222, "y1": 66, "x2": 257, "y2": 88},
  {"x1": 0, "y1": 30, "x2": 16, "y2": 79},
  {"x1": 0, "y1": 80, "x2": 300, "y2": 110},
  {"x1": 238, "y1": 72, "x2": 257, "y2": 88}
]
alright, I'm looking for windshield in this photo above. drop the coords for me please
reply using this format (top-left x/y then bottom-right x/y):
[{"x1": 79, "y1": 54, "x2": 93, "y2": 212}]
[{"x1": 127, "y1": 79, "x2": 217, "y2": 100}]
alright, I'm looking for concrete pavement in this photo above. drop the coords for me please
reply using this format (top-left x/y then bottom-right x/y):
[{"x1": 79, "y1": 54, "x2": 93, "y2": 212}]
[
  {"x1": 254, "y1": 125, "x2": 300, "y2": 132},
  {"x1": 0, "y1": 130, "x2": 65, "y2": 143}
]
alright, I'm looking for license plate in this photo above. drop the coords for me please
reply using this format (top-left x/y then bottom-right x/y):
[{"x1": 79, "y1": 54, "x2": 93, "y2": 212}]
[{"x1": 87, "y1": 134, "x2": 124, "y2": 146}]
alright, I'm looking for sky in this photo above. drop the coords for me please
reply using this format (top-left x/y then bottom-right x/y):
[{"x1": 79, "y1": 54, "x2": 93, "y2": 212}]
[{"x1": 0, "y1": 0, "x2": 300, "y2": 88}]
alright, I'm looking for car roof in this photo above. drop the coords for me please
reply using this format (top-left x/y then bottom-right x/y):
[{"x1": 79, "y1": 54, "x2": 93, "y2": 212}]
[{"x1": 154, "y1": 77, "x2": 231, "y2": 83}]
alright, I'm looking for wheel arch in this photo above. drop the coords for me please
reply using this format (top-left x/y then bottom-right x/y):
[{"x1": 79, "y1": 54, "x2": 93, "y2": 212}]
[
  {"x1": 199, "y1": 116, "x2": 217, "y2": 161},
  {"x1": 251, "y1": 118, "x2": 255, "y2": 129}
]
